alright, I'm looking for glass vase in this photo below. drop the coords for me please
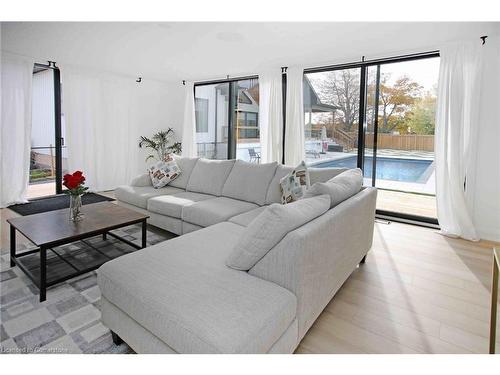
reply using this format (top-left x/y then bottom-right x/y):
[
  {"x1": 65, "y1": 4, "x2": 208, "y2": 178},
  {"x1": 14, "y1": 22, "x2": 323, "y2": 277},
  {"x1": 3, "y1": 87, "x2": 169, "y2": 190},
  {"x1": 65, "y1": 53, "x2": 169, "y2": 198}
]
[{"x1": 69, "y1": 194, "x2": 83, "y2": 222}]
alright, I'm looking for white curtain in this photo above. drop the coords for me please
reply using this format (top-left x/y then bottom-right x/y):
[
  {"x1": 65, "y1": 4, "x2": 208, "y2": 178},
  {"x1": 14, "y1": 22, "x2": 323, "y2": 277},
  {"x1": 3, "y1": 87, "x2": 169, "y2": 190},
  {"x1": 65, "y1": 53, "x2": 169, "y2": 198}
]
[
  {"x1": 259, "y1": 69, "x2": 283, "y2": 163},
  {"x1": 284, "y1": 66, "x2": 305, "y2": 166},
  {"x1": 181, "y1": 81, "x2": 197, "y2": 157},
  {"x1": 435, "y1": 39, "x2": 482, "y2": 241},
  {"x1": 0, "y1": 53, "x2": 35, "y2": 207},
  {"x1": 470, "y1": 36, "x2": 500, "y2": 242},
  {"x1": 62, "y1": 67, "x2": 134, "y2": 192}
]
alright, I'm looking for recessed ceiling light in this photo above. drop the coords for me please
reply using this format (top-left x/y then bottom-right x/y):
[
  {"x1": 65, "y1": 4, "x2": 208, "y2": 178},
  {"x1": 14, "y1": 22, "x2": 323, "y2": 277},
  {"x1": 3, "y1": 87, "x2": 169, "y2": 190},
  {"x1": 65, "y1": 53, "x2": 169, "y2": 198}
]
[{"x1": 216, "y1": 31, "x2": 245, "y2": 43}]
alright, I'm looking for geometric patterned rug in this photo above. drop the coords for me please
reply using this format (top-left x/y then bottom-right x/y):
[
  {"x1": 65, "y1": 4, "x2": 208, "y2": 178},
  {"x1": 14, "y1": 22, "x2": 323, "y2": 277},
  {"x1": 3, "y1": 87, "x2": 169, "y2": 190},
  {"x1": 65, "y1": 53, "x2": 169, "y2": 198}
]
[{"x1": 0, "y1": 223, "x2": 173, "y2": 354}]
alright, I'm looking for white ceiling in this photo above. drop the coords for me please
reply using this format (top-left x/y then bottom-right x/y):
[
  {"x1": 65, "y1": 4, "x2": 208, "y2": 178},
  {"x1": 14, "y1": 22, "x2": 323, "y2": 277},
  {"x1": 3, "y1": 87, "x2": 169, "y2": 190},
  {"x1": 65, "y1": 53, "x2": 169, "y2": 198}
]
[{"x1": 2, "y1": 22, "x2": 499, "y2": 83}]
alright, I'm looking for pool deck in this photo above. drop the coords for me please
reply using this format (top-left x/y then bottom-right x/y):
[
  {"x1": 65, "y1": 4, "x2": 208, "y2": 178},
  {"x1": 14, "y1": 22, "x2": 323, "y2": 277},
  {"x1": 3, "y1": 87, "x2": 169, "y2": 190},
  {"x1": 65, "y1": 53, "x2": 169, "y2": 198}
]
[{"x1": 307, "y1": 149, "x2": 437, "y2": 219}]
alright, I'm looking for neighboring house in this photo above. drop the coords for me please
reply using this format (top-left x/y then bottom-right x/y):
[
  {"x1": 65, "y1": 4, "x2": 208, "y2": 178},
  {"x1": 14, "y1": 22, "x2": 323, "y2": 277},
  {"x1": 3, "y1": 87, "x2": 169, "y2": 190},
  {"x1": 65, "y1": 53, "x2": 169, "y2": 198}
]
[
  {"x1": 195, "y1": 77, "x2": 338, "y2": 146},
  {"x1": 303, "y1": 75, "x2": 340, "y2": 139}
]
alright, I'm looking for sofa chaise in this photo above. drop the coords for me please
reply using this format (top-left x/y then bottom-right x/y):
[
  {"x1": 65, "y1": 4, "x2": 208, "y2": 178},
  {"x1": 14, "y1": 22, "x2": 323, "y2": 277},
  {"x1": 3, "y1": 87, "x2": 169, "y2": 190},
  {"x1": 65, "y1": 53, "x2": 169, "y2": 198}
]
[{"x1": 97, "y1": 158, "x2": 377, "y2": 353}]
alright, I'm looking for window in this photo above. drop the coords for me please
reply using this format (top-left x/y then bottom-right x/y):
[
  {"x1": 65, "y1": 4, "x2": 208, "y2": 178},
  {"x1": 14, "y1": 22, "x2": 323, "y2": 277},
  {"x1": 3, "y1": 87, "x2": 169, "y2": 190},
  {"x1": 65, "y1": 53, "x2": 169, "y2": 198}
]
[
  {"x1": 194, "y1": 78, "x2": 260, "y2": 162},
  {"x1": 195, "y1": 98, "x2": 209, "y2": 133},
  {"x1": 194, "y1": 83, "x2": 229, "y2": 160},
  {"x1": 303, "y1": 69, "x2": 360, "y2": 161},
  {"x1": 303, "y1": 55, "x2": 440, "y2": 222}
]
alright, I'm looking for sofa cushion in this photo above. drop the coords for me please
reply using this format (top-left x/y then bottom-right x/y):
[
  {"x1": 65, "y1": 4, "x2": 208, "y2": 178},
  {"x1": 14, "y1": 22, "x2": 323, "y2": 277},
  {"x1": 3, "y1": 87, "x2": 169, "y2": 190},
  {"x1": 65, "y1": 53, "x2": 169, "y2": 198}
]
[
  {"x1": 186, "y1": 159, "x2": 235, "y2": 196},
  {"x1": 147, "y1": 192, "x2": 215, "y2": 218},
  {"x1": 303, "y1": 168, "x2": 363, "y2": 208},
  {"x1": 308, "y1": 167, "x2": 348, "y2": 185},
  {"x1": 169, "y1": 156, "x2": 199, "y2": 189},
  {"x1": 115, "y1": 185, "x2": 184, "y2": 209},
  {"x1": 130, "y1": 173, "x2": 152, "y2": 187},
  {"x1": 98, "y1": 222, "x2": 297, "y2": 353},
  {"x1": 279, "y1": 161, "x2": 310, "y2": 204},
  {"x1": 182, "y1": 197, "x2": 258, "y2": 228},
  {"x1": 221, "y1": 160, "x2": 278, "y2": 206},
  {"x1": 265, "y1": 165, "x2": 294, "y2": 204},
  {"x1": 228, "y1": 206, "x2": 267, "y2": 227},
  {"x1": 226, "y1": 194, "x2": 331, "y2": 271},
  {"x1": 148, "y1": 157, "x2": 181, "y2": 188}
]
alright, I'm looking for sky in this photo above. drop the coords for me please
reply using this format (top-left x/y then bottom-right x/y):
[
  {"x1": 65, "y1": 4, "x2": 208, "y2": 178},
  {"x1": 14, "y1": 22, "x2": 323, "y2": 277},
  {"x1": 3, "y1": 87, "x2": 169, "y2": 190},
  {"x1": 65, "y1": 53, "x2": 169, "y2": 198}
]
[{"x1": 381, "y1": 56, "x2": 440, "y2": 92}]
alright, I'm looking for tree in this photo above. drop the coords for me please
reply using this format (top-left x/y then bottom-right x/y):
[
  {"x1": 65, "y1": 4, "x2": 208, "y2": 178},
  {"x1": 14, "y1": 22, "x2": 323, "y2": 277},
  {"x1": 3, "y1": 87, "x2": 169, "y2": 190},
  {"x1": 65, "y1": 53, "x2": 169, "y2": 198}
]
[
  {"x1": 378, "y1": 74, "x2": 422, "y2": 133},
  {"x1": 314, "y1": 70, "x2": 360, "y2": 132},
  {"x1": 310, "y1": 71, "x2": 427, "y2": 136},
  {"x1": 405, "y1": 92, "x2": 437, "y2": 135}
]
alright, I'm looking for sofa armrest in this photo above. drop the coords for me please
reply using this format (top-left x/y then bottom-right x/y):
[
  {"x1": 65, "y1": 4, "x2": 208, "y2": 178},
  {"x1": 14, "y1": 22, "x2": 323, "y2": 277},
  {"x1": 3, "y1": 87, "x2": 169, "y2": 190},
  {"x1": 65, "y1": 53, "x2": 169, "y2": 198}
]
[
  {"x1": 248, "y1": 187, "x2": 377, "y2": 339},
  {"x1": 130, "y1": 173, "x2": 152, "y2": 187}
]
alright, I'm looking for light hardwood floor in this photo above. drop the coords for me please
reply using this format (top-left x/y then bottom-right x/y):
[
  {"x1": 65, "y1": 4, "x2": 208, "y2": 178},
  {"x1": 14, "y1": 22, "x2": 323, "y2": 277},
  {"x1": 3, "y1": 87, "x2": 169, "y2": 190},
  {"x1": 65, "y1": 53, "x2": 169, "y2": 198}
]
[
  {"x1": 296, "y1": 221, "x2": 500, "y2": 354},
  {"x1": 1, "y1": 194, "x2": 498, "y2": 354},
  {"x1": 377, "y1": 189, "x2": 437, "y2": 219}
]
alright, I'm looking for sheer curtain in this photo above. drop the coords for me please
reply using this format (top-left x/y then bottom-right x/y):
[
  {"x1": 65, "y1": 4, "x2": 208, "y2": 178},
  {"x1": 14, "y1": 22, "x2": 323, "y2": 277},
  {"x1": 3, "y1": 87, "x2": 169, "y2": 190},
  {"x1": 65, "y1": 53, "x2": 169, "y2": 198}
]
[
  {"x1": 181, "y1": 81, "x2": 197, "y2": 157},
  {"x1": 62, "y1": 67, "x2": 134, "y2": 192},
  {"x1": 259, "y1": 69, "x2": 283, "y2": 163},
  {"x1": 284, "y1": 66, "x2": 305, "y2": 166},
  {"x1": 1, "y1": 53, "x2": 35, "y2": 207},
  {"x1": 435, "y1": 39, "x2": 482, "y2": 241}
]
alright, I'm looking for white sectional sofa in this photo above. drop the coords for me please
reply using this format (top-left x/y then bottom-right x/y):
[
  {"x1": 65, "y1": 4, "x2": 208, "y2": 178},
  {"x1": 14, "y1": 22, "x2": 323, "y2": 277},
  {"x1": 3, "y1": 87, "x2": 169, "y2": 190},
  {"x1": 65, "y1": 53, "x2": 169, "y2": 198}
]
[{"x1": 98, "y1": 158, "x2": 377, "y2": 353}]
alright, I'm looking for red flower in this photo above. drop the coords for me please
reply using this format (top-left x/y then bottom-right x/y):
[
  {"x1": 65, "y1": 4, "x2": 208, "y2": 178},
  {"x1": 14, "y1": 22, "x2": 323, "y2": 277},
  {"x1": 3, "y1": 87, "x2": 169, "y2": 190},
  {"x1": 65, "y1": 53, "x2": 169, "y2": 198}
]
[{"x1": 63, "y1": 171, "x2": 86, "y2": 190}]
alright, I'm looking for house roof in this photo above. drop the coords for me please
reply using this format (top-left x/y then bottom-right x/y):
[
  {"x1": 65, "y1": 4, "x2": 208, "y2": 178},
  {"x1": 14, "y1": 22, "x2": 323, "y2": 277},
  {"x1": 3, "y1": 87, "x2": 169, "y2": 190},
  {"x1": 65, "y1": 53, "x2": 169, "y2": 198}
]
[
  {"x1": 303, "y1": 75, "x2": 340, "y2": 113},
  {"x1": 213, "y1": 76, "x2": 339, "y2": 113}
]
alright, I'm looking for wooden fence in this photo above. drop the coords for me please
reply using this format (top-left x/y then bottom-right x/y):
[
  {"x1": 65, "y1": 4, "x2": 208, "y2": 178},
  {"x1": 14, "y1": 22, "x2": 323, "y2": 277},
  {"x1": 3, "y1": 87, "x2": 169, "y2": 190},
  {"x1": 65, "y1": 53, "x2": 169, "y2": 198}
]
[{"x1": 364, "y1": 133, "x2": 434, "y2": 151}]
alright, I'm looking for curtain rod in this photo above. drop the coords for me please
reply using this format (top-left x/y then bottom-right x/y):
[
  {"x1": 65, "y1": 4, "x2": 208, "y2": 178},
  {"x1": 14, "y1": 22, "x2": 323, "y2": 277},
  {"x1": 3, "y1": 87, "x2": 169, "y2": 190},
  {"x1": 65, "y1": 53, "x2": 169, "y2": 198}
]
[
  {"x1": 191, "y1": 74, "x2": 259, "y2": 87},
  {"x1": 189, "y1": 67, "x2": 289, "y2": 86},
  {"x1": 35, "y1": 61, "x2": 58, "y2": 69},
  {"x1": 304, "y1": 50, "x2": 440, "y2": 74}
]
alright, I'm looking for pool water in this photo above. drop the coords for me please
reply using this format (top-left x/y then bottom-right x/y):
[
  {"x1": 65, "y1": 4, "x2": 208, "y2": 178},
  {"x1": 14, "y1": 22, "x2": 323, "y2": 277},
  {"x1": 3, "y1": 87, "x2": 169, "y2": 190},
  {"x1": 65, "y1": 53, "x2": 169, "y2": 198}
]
[{"x1": 314, "y1": 156, "x2": 433, "y2": 183}]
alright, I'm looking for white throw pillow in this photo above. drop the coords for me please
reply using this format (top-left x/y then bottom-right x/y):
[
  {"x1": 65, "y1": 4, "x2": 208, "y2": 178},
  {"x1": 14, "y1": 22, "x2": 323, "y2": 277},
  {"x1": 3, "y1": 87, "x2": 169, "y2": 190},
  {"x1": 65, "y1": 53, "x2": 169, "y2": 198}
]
[
  {"x1": 279, "y1": 161, "x2": 310, "y2": 204},
  {"x1": 149, "y1": 155, "x2": 181, "y2": 189},
  {"x1": 303, "y1": 168, "x2": 363, "y2": 208},
  {"x1": 226, "y1": 194, "x2": 331, "y2": 271}
]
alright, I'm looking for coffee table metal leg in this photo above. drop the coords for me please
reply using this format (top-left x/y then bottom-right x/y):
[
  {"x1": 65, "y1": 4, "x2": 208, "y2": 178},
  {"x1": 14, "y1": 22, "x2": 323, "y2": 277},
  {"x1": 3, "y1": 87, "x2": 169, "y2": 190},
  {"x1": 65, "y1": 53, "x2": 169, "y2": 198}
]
[
  {"x1": 141, "y1": 220, "x2": 147, "y2": 248},
  {"x1": 103, "y1": 232, "x2": 107, "y2": 241},
  {"x1": 40, "y1": 246, "x2": 47, "y2": 302},
  {"x1": 10, "y1": 224, "x2": 16, "y2": 267}
]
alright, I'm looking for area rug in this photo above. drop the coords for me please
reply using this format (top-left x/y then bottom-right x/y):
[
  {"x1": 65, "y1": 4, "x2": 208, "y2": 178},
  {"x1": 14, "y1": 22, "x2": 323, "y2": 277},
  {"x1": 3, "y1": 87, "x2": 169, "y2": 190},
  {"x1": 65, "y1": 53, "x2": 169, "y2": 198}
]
[
  {"x1": 8, "y1": 193, "x2": 115, "y2": 216},
  {"x1": 0, "y1": 223, "x2": 174, "y2": 354}
]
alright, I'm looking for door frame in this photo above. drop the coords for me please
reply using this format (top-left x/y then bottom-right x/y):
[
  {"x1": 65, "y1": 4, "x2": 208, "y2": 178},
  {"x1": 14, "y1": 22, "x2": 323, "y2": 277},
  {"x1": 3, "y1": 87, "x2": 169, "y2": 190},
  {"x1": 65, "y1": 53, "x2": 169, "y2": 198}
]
[
  {"x1": 304, "y1": 51, "x2": 440, "y2": 226},
  {"x1": 33, "y1": 63, "x2": 63, "y2": 195}
]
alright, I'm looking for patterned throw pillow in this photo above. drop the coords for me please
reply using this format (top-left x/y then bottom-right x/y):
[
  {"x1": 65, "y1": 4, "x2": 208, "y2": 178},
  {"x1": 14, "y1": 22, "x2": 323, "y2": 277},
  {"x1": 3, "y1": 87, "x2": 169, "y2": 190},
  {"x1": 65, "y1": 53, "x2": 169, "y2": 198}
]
[
  {"x1": 279, "y1": 161, "x2": 310, "y2": 204},
  {"x1": 149, "y1": 154, "x2": 181, "y2": 188}
]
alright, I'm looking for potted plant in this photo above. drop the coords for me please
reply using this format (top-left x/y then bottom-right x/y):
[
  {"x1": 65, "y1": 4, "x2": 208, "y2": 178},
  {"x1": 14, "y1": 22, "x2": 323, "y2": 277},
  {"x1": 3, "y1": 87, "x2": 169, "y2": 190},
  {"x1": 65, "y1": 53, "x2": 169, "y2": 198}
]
[
  {"x1": 63, "y1": 171, "x2": 89, "y2": 222},
  {"x1": 138, "y1": 128, "x2": 182, "y2": 162}
]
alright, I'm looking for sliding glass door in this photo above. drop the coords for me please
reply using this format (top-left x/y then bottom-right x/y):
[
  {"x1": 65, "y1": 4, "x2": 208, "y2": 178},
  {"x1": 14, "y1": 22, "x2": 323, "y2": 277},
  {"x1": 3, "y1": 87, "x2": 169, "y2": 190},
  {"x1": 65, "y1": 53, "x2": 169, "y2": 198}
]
[
  {"x1": 233, "y1": 78, "x2": 260, "y2": 163},
  {"x1": 194, "y1": 78, "x2": 260, "y2": 162},
  {"x1": 194, "y1": 82, "x2": 229, "y2": 160},
  {"x1": 365, "y1": 58, "x2": 439, "y2": 221},
  {"x1": 303, "y1": 68, "x2": 360, "y2": 166},
  {"x1": 303, "y1": 54, "x2": 440, "y2": 223},
  {"x1": 29, "y1": 64, "x2": 64, "y2": 199}
]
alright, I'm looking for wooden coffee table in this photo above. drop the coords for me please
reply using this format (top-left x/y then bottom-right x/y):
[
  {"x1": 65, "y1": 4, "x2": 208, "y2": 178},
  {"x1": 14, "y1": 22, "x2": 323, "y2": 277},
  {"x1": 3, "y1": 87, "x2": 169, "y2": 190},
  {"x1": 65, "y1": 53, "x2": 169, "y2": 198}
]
[{"x1": 7, "y1": 202, "x2": 149, "y2": 302}]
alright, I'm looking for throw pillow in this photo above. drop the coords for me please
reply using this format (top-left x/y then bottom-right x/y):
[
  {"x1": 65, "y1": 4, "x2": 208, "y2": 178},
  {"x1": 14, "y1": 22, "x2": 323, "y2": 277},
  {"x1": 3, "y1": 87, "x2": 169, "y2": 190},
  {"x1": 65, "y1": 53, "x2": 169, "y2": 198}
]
[
  {"x1": 149, "y1": 154, "x2": 181, "y2": 188},
  {"x1": 303, "y1": 168, "x2": 363, "y2": 208},
  {"x1": 226, "y1": 194, "x2": 331, "y2": 271},
  {"x1": 279, "y1": 161, "x2": 310, "y2": 204}
]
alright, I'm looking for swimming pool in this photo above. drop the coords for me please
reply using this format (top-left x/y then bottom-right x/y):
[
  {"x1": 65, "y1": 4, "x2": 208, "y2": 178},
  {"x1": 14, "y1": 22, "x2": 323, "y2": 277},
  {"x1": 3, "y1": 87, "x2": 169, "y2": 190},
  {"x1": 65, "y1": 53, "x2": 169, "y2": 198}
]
[{"x1": 313, "y1": 156, "x2": 433, "y2": 183}]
